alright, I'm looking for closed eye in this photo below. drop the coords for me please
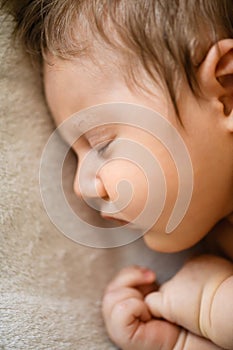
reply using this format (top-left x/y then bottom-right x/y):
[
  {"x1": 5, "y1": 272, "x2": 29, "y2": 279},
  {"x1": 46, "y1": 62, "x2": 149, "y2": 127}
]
[{"x1": 95, "y1": 139, "x2": 113, "y2": 155}]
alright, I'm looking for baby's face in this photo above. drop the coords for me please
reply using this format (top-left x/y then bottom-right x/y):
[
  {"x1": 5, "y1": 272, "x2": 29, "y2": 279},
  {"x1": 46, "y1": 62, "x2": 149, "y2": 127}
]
[{"x1": 43, "y1": 56, "x2": 232, "y2": 252}]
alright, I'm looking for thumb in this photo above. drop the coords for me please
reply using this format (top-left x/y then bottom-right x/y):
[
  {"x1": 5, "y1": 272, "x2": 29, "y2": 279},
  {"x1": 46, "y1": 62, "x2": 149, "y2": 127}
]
[{"x1": 145, "y1": 291, "x2": 168, "y2": 319}]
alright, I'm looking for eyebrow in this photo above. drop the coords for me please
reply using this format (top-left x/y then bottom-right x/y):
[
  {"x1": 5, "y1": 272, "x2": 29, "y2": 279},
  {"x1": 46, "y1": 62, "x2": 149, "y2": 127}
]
[{"x1": 59, "y1": 116, "x2": 116, "y2": 147}]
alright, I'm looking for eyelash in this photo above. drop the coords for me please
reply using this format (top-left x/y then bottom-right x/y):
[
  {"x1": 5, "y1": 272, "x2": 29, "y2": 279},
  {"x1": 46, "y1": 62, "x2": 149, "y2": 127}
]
[{"x1": 96, "y1": 140, "x2": 113, "y2": 155}]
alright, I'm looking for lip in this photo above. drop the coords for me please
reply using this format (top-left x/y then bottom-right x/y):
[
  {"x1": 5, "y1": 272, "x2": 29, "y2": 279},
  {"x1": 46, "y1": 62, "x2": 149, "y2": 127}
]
[{"x1": 101, "y1": 215, "x2": 129, "y2": 226}]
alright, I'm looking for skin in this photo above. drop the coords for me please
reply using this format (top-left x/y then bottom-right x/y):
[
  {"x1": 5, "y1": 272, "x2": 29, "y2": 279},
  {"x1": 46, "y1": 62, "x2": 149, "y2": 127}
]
[
  {"x1": 43, "y1": 39, "x2": 233, "y2": 349},
  {"x1": 102, "y1": 260, "x2": 233, "y2": 350}
]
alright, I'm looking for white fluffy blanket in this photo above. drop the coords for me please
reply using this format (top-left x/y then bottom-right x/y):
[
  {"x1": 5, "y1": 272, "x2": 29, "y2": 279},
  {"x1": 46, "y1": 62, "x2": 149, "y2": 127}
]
[{"x1": 0, "y1": 10, "x2": 204, "y2": 350}]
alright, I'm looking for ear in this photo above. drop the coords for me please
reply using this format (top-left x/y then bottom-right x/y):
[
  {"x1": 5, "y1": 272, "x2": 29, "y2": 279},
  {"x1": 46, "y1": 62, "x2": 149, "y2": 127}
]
[{"x1": 197, "y1": 39, "x2": 233, "y2": 132}]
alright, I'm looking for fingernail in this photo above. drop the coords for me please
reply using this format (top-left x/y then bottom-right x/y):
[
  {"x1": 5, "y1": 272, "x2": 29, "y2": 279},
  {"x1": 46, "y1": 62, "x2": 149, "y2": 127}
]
[
  {"x1": 139, "y1": 267, "x2": 155, "y2": 279},
  {"x1": 143, "y1": 270, "x2": 154, "y2": 279}
]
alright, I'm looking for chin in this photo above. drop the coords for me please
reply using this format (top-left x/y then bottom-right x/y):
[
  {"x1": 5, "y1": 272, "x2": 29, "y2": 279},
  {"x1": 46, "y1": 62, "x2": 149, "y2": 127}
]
[{"x1": 143, "y1": 230, "x2": 196, "y2": 253}]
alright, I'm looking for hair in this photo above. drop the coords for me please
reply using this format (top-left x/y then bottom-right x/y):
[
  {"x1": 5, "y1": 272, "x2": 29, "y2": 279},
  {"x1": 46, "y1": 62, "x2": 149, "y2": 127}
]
[{"x1": 1, "y1": 0, "x2": 233, "y2": 115}]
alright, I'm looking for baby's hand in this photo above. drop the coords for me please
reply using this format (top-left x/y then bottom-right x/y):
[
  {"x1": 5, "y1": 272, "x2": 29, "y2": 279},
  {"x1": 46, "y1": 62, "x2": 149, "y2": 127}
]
[
  {"x1": 102, "y1": 266, "x2": 182, "y2": 350},
  {"x1": 145, "y1": 255, "x2": 233, "y2": 349}
]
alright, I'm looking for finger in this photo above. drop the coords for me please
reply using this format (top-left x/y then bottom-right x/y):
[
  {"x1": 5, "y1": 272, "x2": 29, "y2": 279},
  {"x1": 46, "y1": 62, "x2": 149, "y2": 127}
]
[
  {"x1": 105, "y1": 297, "x2": 152, "y2": 350},
  {"x1": 122, "y1": 297, "x2": 152, "y2": 323},
  {"x1": 112, "y1": 317, "x2": 182, "y2": 350},
  {"x1": 102, "y1": 287, "x2": 143, "y2": 319},
  {"x1": 106, "y1": 266, "x2": 156, "y2": 292},
  {"x1": 133, "y1": 319, "x2": 182, "y2": 350},
  {"x1": 111, "y1": 297, "x2": 152, "y2": 330},
  {"x1": 145, "y1": 291, "x2": 166, "y2": 319},
  {"x1": 137, "y1": 281, "x2": 158, "y2": 297}
]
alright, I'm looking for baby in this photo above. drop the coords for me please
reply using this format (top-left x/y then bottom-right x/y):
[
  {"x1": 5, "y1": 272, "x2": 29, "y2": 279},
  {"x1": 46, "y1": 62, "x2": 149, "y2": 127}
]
[{"x1": 3, "y1": 0, "x2": 233, "y2": 349}]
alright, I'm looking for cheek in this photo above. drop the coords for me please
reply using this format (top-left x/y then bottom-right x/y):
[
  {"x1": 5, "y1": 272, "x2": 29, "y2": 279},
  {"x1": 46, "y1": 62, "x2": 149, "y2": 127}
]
[
  {"x1": 100, "y1": 159, "x2": 148, "y2": 220},
  {"x1": 99, "y1": 145, "x2": 180, "y2": 224}
]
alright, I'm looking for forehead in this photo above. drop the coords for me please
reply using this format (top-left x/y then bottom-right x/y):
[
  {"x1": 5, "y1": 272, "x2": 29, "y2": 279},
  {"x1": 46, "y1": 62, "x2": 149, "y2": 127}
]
[
  {"x1": 43, "y1": 55, "x2": 127, "y2": 121},
  {"x1": 43, "y1": 54, "x2": 170, "y2": 128}
]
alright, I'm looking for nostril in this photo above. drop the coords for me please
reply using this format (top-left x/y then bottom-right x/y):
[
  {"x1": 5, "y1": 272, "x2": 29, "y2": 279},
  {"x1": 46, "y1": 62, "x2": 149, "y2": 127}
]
[
  {"x1": 73, "y1": 163, "x2": 109, "y2": 199},
  {"x1": 95, "y1": 177, "x2": 109, "y2": 199}
]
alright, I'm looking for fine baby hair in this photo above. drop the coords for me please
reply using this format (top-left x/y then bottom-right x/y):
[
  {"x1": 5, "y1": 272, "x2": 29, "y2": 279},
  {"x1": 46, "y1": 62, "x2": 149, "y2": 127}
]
[{"x1": 2, "y1": 0, "x2": 233, "y2": 115}]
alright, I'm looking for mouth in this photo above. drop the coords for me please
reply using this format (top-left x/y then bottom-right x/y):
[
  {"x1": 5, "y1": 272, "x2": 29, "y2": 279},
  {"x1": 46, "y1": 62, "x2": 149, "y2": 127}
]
[{"x1": 101, "y1": 215, "x2": 129, "y2": 226}]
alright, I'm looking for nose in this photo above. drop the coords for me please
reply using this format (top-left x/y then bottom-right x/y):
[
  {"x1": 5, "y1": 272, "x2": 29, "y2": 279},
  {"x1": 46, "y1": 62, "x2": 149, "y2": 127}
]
[{"x1": 73, "y1": 162, "x2": 108, "y2": 200}]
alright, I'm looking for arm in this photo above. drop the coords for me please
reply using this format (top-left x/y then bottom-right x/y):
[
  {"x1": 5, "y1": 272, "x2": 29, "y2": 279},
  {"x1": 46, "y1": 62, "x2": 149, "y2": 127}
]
[
  {"x1": 145, "y1": 255, "x2": 233, "y2": 349},
  {"x1": 102, "y1": 266, "x2": 222, "y2": 350}
]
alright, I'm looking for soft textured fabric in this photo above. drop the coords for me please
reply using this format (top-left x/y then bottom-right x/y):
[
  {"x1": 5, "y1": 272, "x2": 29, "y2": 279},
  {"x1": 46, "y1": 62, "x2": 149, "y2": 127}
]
[{"x1": 0, "y1": 10, "x2": 204, "y2": 350}]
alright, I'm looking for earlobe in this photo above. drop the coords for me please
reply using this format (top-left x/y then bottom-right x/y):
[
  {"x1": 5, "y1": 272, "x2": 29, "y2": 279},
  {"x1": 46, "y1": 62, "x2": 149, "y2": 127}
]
[{"x1": 197, "y1": 39, "x2": 233, "y2": 132}]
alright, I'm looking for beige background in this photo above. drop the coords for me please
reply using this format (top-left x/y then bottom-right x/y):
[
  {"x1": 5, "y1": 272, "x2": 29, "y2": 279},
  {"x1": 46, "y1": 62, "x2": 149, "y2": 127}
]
[{"x1": 0, "y1": 9, "x2": 204, "y2": 350}]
